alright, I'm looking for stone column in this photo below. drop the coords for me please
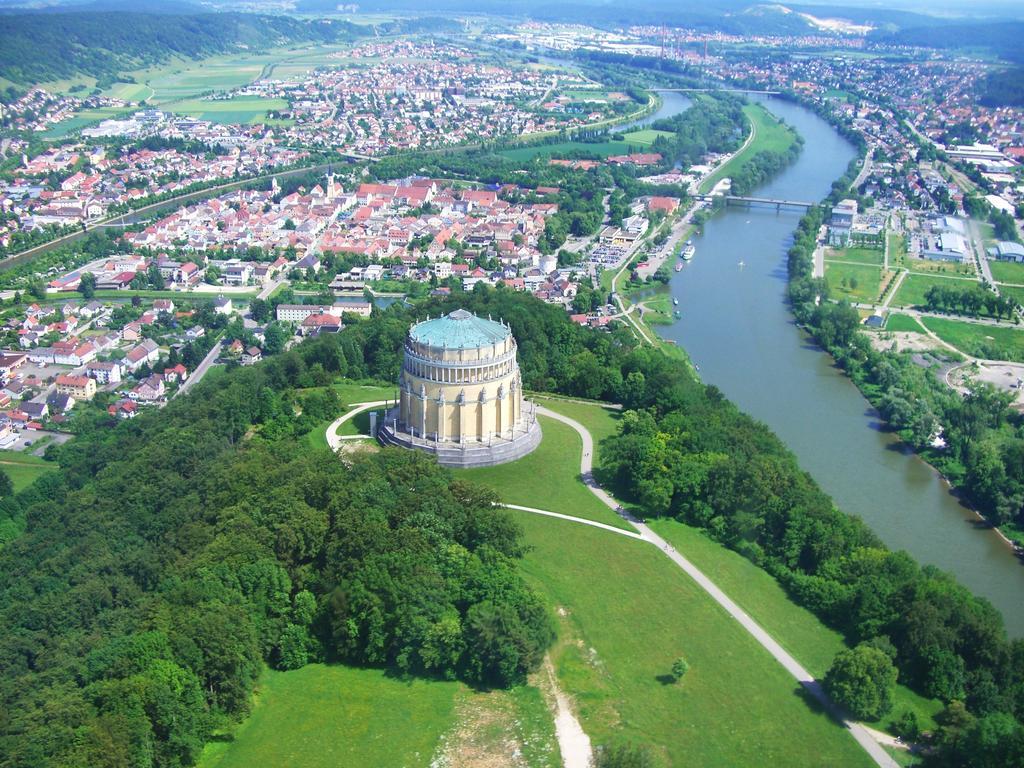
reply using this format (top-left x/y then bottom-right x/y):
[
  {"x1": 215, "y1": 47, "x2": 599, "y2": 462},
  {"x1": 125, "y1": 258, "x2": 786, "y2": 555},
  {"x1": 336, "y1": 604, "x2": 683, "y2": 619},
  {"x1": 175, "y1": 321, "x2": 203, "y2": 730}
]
[
  {"x1": 437, "y1": 393, "x2": 446, "y2": 442},
  {"x1": 419, "y1": 384, "x2": 427, "y2": 438}
]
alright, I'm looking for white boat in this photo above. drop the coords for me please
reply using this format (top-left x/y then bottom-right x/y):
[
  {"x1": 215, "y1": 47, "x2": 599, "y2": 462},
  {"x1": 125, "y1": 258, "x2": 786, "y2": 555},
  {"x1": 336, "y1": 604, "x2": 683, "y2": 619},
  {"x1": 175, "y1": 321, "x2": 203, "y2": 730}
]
[
  {"x1": 672, "y1": 298, "x2": 679, "y2": 306},
  {"x1": 674, "y1": 261, "x2": 683, "y2": 272},
  {"x1": 682, "y1": 244, "x2": 696, "y2": 261},
  {"x1": 738, "y1": 260, "x2": 746, "y2": 268}
]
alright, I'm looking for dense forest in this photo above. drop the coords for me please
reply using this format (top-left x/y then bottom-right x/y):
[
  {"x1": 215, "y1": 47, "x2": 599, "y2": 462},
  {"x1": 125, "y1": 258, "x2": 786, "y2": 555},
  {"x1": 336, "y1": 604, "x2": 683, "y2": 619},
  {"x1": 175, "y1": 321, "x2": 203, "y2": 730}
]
[
  {"x1": 0, "y1": 320, "x2": 555, "y2": 767},
  {"x1": 978, "y1": 69, "x2": 1024, "y2": 108},
  {"x1": 0, "y1": 11, "x2": 362, "y2": 86}
]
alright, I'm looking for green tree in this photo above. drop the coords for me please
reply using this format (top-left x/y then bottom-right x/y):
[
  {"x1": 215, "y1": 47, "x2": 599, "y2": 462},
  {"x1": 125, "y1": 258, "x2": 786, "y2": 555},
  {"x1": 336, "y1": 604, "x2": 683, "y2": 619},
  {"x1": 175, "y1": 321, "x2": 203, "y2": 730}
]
[
  {"x1": 670, "y1": 656, "x2": 689, "y2": 683},
  {"x1": 594, "y1": 743, "x2": 655, "y2": 768},
  {"x1": 0, "y1": 468, "x2": 12, "y2": 497},
  {"x1": 79, "y1": 271, "x2": 96, "y2": 299},
  {"x1": 824, "y1": 644, "x2": 898, "y2": 720}
]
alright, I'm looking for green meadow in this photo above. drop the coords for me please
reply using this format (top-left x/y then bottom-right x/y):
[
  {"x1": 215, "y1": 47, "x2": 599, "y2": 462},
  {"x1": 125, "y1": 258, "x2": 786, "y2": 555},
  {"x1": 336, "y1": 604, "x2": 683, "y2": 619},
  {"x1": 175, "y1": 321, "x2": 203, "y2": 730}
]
[
  {"x1": 920, "y1": 317, "x2": 1024, "y2": 362},
  {"x1": 518, "y1": 514, "x2": 875, "y2": 767},
  {"x1": 824, "y1": 260, "x2": 884, "y2": 303},
  {"x1": 196, "y1": 665, "x2": 460, "y2": 768},
  {"x1": 989, "y1": 259, "x2": 1024, "y2": 286},
  {"x1": 621, "y1": 128, "x2": 674, "y2": 146},
  {"x1": 883, "y1": 313, "x2": 926, "y2": 333},
  {"x1": 0, "y1": 451, "x2": 57, "y2": 492},
  {"x1": 827, "y1": 245, "x2": 884, "y2": 266},
  {"x1": 459, "y1": 414, "x2": 631, "y2": 530}
]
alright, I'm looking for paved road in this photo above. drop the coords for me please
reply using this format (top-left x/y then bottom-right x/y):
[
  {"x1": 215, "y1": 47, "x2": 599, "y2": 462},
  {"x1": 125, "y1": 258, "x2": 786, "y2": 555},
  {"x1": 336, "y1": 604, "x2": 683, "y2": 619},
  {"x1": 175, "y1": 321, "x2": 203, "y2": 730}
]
[
  {"x1": 851, "y1": 146, "x2": 874, "y2": 190},
  {"x1": 813, "y1": 245, "x2": 825, "y2": 279},
  {"x1": 536, "y1": 406, "x2": 900, "y2": 768},
  {"x1": 969, "y1": 219, "x2": 998, "y2": 293},
  {"x1": 174, "y1": 340, "x2": 223, "y2": 398},
  {"x1": 256, "y1": 278, "x2": 287, "y2": 301}
]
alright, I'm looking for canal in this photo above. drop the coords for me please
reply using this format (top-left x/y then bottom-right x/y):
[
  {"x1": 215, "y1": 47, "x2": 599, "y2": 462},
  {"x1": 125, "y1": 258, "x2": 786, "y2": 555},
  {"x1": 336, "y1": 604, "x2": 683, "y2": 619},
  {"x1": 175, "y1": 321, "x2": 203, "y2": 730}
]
[{"x1": 657, "y1": 96, "x2": 1024, "y2": 635}]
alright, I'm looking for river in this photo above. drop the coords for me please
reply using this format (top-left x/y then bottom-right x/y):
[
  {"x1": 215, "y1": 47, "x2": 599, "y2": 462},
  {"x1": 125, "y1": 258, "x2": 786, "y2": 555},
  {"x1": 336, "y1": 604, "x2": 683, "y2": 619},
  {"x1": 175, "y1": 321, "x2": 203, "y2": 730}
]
[{"x1": 656, "y1": 96, "x2": 1024, "y2": 636}]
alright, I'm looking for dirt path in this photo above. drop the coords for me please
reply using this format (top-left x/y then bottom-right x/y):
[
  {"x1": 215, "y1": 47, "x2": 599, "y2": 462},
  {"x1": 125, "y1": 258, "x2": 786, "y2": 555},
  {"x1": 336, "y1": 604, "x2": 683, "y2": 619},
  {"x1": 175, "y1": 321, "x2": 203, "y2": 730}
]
[{"x1": 542, "y1": 657, "x2": 592, "y2": 768}]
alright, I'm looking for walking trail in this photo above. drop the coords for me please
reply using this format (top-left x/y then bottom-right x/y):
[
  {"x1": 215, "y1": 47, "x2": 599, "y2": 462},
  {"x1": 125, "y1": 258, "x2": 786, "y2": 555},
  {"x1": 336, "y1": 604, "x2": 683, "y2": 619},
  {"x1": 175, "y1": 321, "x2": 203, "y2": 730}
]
[
  {"x1": 326, "y1": 403, "x2": 899, "y2": 768},
  {"x1": 535, "y1": 406, "x2": 900, "y2": 768}
]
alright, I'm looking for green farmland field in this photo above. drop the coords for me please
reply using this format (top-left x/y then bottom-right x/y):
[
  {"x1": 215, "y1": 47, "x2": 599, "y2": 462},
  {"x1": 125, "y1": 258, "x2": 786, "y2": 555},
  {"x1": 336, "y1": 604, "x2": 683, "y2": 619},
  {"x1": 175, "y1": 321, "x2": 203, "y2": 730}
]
[
  {"x1": 621, "y1": 128, "x2": 674, "y2": 146},
  {"x1": 166, "y1": 97, "x2": 289, "y2": 124}
]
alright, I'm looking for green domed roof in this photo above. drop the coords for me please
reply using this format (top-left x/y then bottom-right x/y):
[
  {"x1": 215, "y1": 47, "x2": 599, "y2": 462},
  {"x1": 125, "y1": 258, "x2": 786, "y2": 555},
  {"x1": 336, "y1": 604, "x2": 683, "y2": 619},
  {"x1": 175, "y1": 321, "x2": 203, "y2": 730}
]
[{"x1": 410, "y1": 309, "x2": 510, "y2": 349}]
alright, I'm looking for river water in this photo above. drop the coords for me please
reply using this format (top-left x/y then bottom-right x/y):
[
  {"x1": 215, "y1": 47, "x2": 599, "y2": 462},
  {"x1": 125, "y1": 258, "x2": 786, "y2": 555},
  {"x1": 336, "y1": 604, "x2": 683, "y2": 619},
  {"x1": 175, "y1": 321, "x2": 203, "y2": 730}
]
[{"x1": 656, "y1": 96, "x2": 1024, "y2": 636}]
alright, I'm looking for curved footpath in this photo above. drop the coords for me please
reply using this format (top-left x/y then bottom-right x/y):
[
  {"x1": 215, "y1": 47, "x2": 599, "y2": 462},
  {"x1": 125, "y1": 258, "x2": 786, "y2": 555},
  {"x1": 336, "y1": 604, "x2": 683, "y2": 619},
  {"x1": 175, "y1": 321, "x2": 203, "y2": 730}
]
[
  {"x1": 325, "y1": 401, "x2": 388, "y2": 451},
  {"x1": 536, "y1": 406, "x2": 899, "y2": 768},
  {"x1": 326, "y1": 403, "x2": 899, "y2": 768}
]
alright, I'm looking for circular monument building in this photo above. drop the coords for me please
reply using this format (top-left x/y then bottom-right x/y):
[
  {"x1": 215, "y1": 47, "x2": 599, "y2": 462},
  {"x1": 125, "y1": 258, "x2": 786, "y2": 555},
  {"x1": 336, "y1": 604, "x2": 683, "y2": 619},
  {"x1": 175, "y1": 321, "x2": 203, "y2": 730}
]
[{"x1": 378, "y1": 309, "x2": 541, "y2": 467}]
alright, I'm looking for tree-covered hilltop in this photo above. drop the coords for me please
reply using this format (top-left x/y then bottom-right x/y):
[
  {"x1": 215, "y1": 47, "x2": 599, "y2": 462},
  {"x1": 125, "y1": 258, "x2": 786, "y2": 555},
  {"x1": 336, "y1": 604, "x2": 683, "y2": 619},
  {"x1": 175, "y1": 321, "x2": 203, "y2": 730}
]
[
  {"x1": 0, "y1": 11, "x2": 362, "y2": 87},
  {"x1": 2, "y1": 286, "x2": 1022, "y2": 764},
  {"x1": 0, "y1": 327, "x2": 553, "y2": 767}
]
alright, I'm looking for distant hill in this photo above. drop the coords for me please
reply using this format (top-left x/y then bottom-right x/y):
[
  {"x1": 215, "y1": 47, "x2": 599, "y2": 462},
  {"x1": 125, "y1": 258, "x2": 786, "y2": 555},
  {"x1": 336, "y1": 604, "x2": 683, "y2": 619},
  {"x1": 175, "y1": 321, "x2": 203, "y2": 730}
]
[
  {"x1": 869, "y1": 20, "x2": 1024, "y2": 63},
  {"x1": 0, "y1": 11, "x2": 363, "y2": 87}
]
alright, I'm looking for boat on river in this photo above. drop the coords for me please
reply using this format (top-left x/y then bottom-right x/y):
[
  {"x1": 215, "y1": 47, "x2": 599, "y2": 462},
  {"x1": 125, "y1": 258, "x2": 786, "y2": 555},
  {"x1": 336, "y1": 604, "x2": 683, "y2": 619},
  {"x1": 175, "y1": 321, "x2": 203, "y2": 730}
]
[
  {"x1": 674, "y1": 261, "x2": 683, "y2": 272},
  {"x1": 672, "y1": 297, "x2": 679, "y2": 306},
  {"x1": 682, "y1": 242, "x2": 696, "y2": 261}
]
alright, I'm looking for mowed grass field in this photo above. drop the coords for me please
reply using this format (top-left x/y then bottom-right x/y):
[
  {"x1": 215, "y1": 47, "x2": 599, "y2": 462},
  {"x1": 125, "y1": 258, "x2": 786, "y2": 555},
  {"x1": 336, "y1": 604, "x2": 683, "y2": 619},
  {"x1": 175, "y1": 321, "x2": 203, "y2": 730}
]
[
  {"x1": 0, "y1": 451, "x2": 57, "y2": 492},
  {"x1": 884, "y1": 313, "x2": 926, "y2": 333},
  {"x1": 700, "y1": 102, "x2": 797, "y2": 194},
  {"x1": 471, "y1": 398, "x2": 884, "y2": 764},
  {"x1": 920, "y1": 317, "x2": 1024, "y2": 362},
  {"x1": 459, "y1": 414, "x2": 631, "y2": 530},
  {"x1": 518, "y1": 514, "x2": 875, "y2": 767},
  {"x1": 196, "y1": 665, "x2": 461, "y2": 768},
  {"x1": 648, "y1": 520, "x2": 943, "y2": 733},
  {"x1": 165, "y1": 96, "x2": 289, "y2": 125},
  {"x1": 530, "y1": 397, "x2": 622, "y2": 458},
  {"x1": 621, "y1": 128, "x2": 673, "y2": 146},
  {"x1": 824, "y1": 260, "x2": 884, "y2": 303},
  {"x1": 303, "y1": 381, "x2": 394, "y2": 451},
  {"x1": 891, "y1": 273, "x2": 980, "y2": 308},
  {"x1": 826, "y1": 245, "x2": 884, "y2": 265},
  {"x1": 989, "y1": 259, "x2": 1024, "y2": 285}
]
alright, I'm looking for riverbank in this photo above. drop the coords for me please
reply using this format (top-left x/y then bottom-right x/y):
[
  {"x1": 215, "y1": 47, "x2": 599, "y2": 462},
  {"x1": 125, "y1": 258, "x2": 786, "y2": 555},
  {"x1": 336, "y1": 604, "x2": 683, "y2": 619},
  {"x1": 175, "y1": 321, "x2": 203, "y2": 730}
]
[
  {"x1": 699, "y1": 102, "x2": 799, "y2": 194},
  {"x1": 654, "y1": 94, "x2": 1024, "y2": 637},
  {"x1": 778, "y1": 105, "x2": 1024, "y2": 554}
]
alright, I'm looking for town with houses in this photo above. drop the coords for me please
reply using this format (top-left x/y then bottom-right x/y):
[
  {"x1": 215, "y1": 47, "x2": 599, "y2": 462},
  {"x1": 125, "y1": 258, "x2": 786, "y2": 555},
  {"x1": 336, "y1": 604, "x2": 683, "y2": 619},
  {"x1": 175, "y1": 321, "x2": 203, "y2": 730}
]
[{"x1": 0, "y1": 18, "x2": 1022, "y2": 457}]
